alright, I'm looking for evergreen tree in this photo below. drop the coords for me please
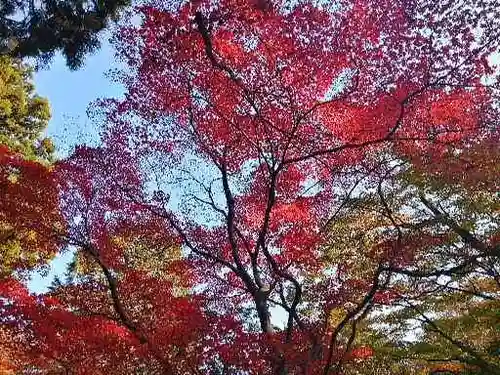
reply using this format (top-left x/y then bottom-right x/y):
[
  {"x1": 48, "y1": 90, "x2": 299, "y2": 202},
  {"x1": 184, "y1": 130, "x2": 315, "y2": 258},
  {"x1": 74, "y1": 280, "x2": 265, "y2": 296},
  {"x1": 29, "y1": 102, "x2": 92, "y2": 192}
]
[
  {"x1": 0, "y1": 55, "x2": 53, "y2": 160},
  {"x1": 0, "y1": 0, "x2": 129, "y2": 69}
]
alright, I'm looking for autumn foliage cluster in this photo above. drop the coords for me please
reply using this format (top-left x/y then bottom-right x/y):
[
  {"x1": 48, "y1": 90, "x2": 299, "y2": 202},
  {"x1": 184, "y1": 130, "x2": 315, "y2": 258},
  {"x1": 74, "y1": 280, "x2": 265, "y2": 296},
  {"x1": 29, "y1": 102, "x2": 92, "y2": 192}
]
[{"x1": 1, "y1": 0, "x2": 500, "y2": 374}]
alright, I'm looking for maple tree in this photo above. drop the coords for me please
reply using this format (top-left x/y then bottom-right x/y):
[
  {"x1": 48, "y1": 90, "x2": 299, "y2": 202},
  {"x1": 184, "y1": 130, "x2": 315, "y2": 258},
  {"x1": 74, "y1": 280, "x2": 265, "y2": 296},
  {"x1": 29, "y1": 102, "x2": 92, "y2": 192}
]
[
  {"x1": 322, "y1": 134, "x2": 500, "y2": 375},
  {"x1": 0, "y1": 55, "x2": 57, "y2": 277},
  {"x1": 0, "y1": 146, "x2": 62, "y2": 276},
  {"x1": 1, "y1": 0, "x2": 500, "y2": 374}
]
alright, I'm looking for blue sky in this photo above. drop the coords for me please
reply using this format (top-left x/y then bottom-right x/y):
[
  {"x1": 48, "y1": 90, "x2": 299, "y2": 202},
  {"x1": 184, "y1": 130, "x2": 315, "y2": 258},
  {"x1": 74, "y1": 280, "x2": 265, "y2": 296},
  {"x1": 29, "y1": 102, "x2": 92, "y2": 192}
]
[
  {"x1": 34, "y1": 35, "x2": 123, "y2": 155},
  {"x1": 28, "y1": 36, "x2": 123, "y2": 293}
]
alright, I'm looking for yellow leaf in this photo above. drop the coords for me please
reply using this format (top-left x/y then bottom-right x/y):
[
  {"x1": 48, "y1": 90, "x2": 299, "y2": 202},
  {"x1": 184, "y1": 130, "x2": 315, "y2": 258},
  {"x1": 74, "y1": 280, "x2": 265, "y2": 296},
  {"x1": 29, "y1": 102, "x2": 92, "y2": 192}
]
[
  {"x1": 6, "y1": 173, "x2": 18, "y2": 184},
  {"x1": 328, "y1": 307, "x2": 347, "y2": 328}
]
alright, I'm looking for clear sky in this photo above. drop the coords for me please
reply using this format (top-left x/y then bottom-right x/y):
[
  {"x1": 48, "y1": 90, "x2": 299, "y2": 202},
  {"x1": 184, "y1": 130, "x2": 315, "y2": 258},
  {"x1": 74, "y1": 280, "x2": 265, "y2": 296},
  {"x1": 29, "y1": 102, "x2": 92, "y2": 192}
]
[
  {"x1": 28, "y1": 35, "x2": 123, "y2": 293},
  {"x1": 34, "y1": 35, "x2": 123, "y2": 155}
]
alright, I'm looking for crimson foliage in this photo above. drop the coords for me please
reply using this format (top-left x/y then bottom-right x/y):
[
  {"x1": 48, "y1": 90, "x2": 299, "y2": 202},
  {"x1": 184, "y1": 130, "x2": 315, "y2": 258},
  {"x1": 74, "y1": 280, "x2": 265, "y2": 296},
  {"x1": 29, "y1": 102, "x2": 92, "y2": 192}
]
[{"x1": 1, "y1": 0, "x2": 499, "y2": 374}]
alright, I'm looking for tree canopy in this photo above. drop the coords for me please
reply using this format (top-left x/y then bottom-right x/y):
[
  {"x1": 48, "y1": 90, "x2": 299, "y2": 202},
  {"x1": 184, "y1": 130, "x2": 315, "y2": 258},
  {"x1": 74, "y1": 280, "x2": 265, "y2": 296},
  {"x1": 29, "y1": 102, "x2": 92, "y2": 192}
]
[
  {"x1": 0, "y1": 0, "x2": 499, "y2": 374},
  {"x1": 0, "y1": 0, "x2": 129, "y2": 69},
  {"x1": 0, "y1": 55, "x2": 57, "y2": 278},
  {"x1": 0, "y1": 56, "x2": 53, "y2": 160}
]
